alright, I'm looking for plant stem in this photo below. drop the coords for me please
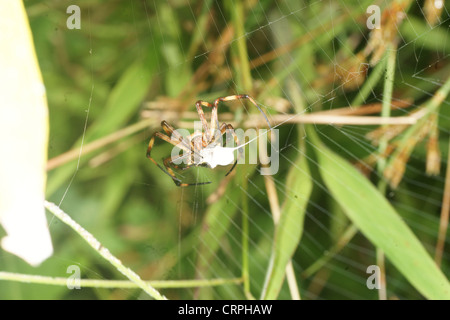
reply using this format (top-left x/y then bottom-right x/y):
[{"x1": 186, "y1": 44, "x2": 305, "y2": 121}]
[
  {"x1": 240, "y1": 171, "x2": 253, "y2": 299},
  {"x1": 0, "y1": 271, "x2": 242, "y2": 289},
  {"x1": 376, "y1": 46, "x2": 397, "y2": 300},
  {"x1": 377, "y1": 47, "x2": 397, "y2": 179},
  {"x1": 44, "y1": 200, "x2": 167, "y2": 300},
  {"x1": 435, "y1": 137, "x2": 450, "y2": 267},
  {"x1": 232, "y1": 0, "x2": 253, "y2": 92},
  {"x1": 302, "y1": 224, "x2": 358, "y2": 279},
  {"x1": 46, "y1": 118, "x2": 155, "y2": 170},
  {"x1": 351, "y1": 54, "x2": 388, "y2": 107}
]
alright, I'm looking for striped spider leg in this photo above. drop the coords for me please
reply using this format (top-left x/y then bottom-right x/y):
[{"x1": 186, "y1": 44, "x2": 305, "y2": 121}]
[
  {"x1": 147, "y1": 95, "x2": 270, "y2": 187},
  {"x1": 146, "y1": 121, "x2": 208, "y2": 187}
]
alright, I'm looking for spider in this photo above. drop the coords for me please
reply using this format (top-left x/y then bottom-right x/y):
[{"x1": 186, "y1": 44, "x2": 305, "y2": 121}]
[{"x1": 146, "y1": 94, "x2": 271, "y2": 187}]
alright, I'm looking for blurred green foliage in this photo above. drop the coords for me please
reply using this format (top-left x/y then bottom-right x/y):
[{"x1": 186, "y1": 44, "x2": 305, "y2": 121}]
[{"x1": 1, "y1": 0, "x2": 449, "y2": 300}]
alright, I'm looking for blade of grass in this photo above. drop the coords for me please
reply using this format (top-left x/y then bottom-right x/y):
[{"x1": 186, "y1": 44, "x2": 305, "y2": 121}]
[
  {"x1": 187, "y1": 0, "x2": 213, "y2": 58},
  {"x1": 231, "y1": 0, "x2": 254, "y2": 92},
  {"x1": 302, "y1": 224, "x2": 359, "y2": 279},
  {"x1": 260, "y1": 78, "x2": 308, "y2": 300},
  {"x1": 230, "y1": 0, "x2": 254, "y2": 299},
  {"x1": 263, "y1": 174, "x2": 301, "y2": 300},
  {"x1": 376, "y1": 45, "x2": 397, "y2": 300},
  {"x1": 377, "y1": 47, "x2": 397, "y2": 178},
  {"x1": 308, "y1": 127, "x2": 450, "y2": 300},
  {"x1": 351, "y1": 53, "x2": 388, "y2": 107},
  {"x1": 261, "y1": 149, "x2": 312, "y2": 299},
  {"x1": 240, "y1": 170, "x2": 253, "y2": 299},
  {"x1": 159, "y1": 2, "x2": 192, "y2": 96},
  {"x1": 0, "y1": 271, "x2": 242, "y2": 289},
  {"x1": 400, "y1": 15, "x2": 450, "y2": 53},
  {"x1": 44, "y1": 201, "x2": 167, "y2": 300},
  {"x1": 435, "y1": 136, "x2": 450, "y2": 267}
]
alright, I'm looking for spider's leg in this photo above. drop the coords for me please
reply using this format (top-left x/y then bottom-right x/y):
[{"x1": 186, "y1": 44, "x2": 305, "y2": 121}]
[
  {"x1": 189, "y1": 130, "x2": 202, "y2": 149},
  {"x1": 214, "y1": 94, "x2": 272, "y2": 129},
  {"x1": 161, "y1": 120, "x2": 191, "y2": 150},
  {"x1": 195, "y1": 100, "x2": 215, "y2": 142},
  {"x1": 208, "y1": 123, "x2": 227, "y2": 146},
  {"x1": 176, "y1": 180, "x2": 212, "y2": 187},
  {"x1": 188, "y1": 131, "x2": 205, "y2": 165},
  {"x1": 164, "y1": 154, "x2": 194, "y2": 171},
  {"x1": 226, "y1": 124, "x2": 243, "y2": 154},
  {"x1": 147, "y1": 132, "x2": 191, "y2": 157},
  {"x1": 162, "y1": 120, "x2": 204, "y2": 160},
  {"x1": 162, "y1": 156, "x2": 212, "y2": 187},
  {"x1": 146, "y1": 132, "x2": 192, "y2": 184},
  {"x1": 209, "y1": 123, "x2": 243, "y2": 153},
  {"x1": 224, "y1": 123, "x2": 243, "y2": 177}
]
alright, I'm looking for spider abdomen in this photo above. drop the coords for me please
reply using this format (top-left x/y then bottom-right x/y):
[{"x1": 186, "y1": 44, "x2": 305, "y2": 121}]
[{"x1": 199, "y1": 145, "x2": 235, "y2": 169}]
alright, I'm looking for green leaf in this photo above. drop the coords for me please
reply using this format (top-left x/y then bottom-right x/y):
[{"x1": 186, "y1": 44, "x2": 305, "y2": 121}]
[
  {"x1": 401, "y1": 16, "x2": 450, "y2": 54},
  {"x1": 89, "y1": 52, "x2": 158, "y2": 140},
  {"x1": 261, "y1": 152, "x2": 312, "y2": 299},
  {"x1": 46, "y1": 46, "x2": 158, "y2": 196},
  {"x1": 309, "y1": 128, "x2": 450, "y2": 300}
]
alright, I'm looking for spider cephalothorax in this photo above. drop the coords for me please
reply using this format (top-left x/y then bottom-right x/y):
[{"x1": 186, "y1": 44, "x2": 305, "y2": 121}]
[{"x1": 146, "y1": 94, "x2": 271, "y2": 187}]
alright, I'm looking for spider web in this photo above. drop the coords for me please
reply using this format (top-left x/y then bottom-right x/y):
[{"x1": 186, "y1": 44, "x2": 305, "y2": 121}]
[{"x1": 21, "y1": 0, "x2": 450, "y2": 300}]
